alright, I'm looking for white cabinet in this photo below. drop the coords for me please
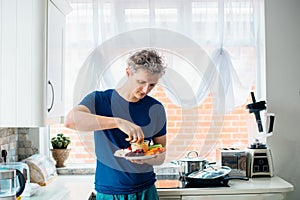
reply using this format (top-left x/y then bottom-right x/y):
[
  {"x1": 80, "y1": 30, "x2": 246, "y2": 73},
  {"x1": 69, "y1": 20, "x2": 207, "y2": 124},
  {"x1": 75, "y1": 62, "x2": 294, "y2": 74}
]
[
  {"x1": 181, "y1": 193, "x2": 285, "y2": 200},
  {"x1": 158, "y1": 177, "x2": 293, "y2": 200},
  {"x1": 159, "y1": 192, "x2": 286, "y2": 200},
  {"x1": 0, "y1": 0, "x2": 71, "y2": 127},
  {"x1": 160, "y1": 197, "x2": 181, "y2": 200},
  {"x1": 47, "y1": 0, "x2": 71, "y2": 121},
  {"x1": 0, "y1": 0, "x2": 47, "y2": 127},
  {"x1": 159, "y1": 193, "x2": 286, "y2": 200}
]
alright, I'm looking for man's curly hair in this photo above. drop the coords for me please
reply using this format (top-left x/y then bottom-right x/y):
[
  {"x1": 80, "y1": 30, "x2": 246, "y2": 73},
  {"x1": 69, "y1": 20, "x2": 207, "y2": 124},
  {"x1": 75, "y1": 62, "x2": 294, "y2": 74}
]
[{"x1": 127, "y1": 49, "x2": 167, "y2": 77}]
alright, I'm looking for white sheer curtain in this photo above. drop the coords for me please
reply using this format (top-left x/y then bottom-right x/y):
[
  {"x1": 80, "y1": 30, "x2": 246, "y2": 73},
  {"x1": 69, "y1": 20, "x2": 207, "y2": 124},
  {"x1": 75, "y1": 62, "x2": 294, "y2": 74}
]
[{"x1": 64, "y1": 0, "x2": 265, "y2": 114}]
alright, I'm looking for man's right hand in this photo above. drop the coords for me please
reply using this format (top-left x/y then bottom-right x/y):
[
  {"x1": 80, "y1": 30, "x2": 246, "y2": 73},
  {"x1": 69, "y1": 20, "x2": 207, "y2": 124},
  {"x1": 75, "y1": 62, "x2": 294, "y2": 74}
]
[{"x1": 115, "y1": 118, "x2": 144, "y2": 143}]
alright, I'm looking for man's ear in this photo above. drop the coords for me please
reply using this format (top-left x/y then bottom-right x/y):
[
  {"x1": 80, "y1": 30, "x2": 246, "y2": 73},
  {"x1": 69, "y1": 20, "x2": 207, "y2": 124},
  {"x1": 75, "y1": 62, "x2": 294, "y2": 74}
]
[{"x1": 126, "y1": 67, "x2": 130, "y2": 77}]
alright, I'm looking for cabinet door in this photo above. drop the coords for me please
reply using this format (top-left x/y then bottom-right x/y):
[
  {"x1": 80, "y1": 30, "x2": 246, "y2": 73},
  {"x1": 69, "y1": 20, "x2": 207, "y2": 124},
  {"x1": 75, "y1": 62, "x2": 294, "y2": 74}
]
[
  {"x1": 47, "y1": 1, "x2": 66, "y2": 120},
  {"x1": 160, "y1": 196, "x2": 181, "y2": 200},
  {"x1": 182, "y1": 193, "x2": 285, "y2": 200},
  {"x1": 0, "y1": 0, "x2": 46, "y2": 127}
]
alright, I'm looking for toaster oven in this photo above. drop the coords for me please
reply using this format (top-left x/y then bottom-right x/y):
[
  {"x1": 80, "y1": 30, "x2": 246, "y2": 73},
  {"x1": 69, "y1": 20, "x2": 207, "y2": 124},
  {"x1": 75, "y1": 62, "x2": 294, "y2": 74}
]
[{"x1": 216, "y1": 148, "x2": 247, "y2": 177}]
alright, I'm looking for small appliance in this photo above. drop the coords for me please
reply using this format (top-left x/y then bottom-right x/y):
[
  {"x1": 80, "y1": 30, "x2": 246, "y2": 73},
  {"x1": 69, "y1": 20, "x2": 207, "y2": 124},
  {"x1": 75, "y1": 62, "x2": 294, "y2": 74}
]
[
  {"x1": 0, "y1": 168, "x2": 26, "y2": 200},
  {"x1": 0, "y1": 162, "x2": 32, "y2": 197},
  {"x1": 0, "y1": 162, "x2": 30, "y2": 184},
  {"x1": 216, "y1": 148, "x2": 247, "y2": 177},
  {"x1": 246, "y1": 92, "x2": 275, "y2": 177}
]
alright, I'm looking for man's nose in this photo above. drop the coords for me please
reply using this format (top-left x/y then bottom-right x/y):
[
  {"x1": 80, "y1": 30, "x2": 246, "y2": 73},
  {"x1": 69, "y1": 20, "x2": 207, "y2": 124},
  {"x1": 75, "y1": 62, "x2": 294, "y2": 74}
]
[{"x1": 142, "y1": 84, "x2": 150, "y2": 93}]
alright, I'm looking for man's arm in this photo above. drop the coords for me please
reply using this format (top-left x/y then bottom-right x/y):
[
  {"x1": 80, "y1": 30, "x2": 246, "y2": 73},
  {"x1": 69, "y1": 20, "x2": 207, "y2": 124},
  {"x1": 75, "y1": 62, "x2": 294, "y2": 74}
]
[
  {"x1": 152, "y1": 134, "x2": 167, "y2": 148},
  {"x1": 64, "y1": 105, "x2": 145, "y2": 143},
  {"x1": 64, "y1": 105, "x2": 118, "y2": 131}
]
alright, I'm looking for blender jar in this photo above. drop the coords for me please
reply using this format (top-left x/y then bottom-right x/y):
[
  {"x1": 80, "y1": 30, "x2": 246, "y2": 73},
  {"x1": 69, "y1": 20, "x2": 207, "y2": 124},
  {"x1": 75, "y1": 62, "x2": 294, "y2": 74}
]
[
  {"x1": 246, "y1": 92, "x2": 275, "y2": 149},
  {"x1": 247, "y1": 111, "x2": 275, "y2": 148}
]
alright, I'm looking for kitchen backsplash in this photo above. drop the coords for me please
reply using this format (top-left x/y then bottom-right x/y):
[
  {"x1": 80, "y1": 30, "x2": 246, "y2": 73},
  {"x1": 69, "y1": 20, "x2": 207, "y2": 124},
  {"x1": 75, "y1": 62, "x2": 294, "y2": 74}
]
[{"x1": 0, "y1": 128, "x2": 38, "y2": 162}]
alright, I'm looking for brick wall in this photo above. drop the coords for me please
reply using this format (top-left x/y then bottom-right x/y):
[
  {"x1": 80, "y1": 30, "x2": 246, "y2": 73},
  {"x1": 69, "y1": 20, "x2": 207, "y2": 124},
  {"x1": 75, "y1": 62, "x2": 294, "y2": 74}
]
[
  {"x1": 0, "y1": 128, "x2": 38, "y2": 162},
  {"x1": 50, "y1": 86, "x2": 251, "y2": 164}
]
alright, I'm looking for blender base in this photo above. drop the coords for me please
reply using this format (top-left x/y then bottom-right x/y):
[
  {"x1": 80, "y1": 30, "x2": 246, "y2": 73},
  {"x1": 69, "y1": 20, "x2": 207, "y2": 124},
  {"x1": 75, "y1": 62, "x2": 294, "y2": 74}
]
[{"x1": 247, "y1": 148, "x2": 274, "y2": 178}]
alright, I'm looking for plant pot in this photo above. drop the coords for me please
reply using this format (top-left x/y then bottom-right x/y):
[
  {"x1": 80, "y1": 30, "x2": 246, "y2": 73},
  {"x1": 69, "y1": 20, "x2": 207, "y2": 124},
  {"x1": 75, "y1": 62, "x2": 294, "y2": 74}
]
[{"x1": 51, "y1": 149, "x2": 71, "y2": 168}]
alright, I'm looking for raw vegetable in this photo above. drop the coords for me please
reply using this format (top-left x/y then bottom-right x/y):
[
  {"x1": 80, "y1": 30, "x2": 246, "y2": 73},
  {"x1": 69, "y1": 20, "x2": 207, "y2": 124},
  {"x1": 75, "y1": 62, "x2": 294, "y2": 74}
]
[
  {"x1": 148, "y1": 144, "x2": 163, "y2": 150},
  {"x1": 144, "y1": 145, "x2": 165, "y2": 156}
]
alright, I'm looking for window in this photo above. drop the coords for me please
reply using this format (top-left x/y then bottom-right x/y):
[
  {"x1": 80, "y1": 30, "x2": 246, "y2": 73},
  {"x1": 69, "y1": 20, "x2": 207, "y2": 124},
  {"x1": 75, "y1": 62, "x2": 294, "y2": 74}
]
[{"x1": 50, "y1": 0, "x2": 265, "y2": 164}]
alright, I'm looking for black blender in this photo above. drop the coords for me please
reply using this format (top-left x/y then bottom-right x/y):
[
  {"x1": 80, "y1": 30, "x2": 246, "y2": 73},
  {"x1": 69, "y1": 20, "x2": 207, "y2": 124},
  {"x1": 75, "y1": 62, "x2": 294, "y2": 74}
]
[{"x1": 246, "y1": 92, "x2": 275, "y2": 177}]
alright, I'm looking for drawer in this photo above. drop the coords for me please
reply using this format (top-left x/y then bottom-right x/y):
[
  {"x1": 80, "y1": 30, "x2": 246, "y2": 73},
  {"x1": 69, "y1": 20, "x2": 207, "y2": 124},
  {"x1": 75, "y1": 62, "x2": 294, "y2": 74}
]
[
  {"x1": 181, "y1": 193, "x2": 284, "y2": 200},
  {"x1": 160, "y1": 196, "x2": 181, "y2": 200}
]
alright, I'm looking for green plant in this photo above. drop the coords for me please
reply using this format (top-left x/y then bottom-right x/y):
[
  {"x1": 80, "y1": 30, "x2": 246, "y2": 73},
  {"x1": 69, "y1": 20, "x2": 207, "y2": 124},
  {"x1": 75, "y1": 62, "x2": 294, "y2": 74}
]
[{"x1": 51, "y1": 133, "x2": 71, "y2": 149}]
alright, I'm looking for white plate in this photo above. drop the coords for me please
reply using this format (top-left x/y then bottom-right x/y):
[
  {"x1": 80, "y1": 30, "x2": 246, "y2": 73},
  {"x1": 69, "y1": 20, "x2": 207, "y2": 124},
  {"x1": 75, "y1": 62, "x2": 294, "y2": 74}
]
[
  {"x1": 114, "y1": 149, "x2": 131, "y2": 157},
  {"x1": 114, "y1": 149, "x2": 156, "y2": 160},
  {"x1": 125, "y1": 155, "x2": 156, "y2": 160},
  {"x1": 114, "y1": 149, "x2": 165, "y2": 160}
]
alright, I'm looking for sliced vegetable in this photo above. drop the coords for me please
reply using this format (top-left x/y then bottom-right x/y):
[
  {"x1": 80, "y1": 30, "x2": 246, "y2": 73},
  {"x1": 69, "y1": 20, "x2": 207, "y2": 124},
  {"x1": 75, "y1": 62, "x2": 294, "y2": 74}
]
[
  {"x1": 144, "y1": 146, "x2": 165, "y2": 156},
  {"x1": 148, "y1": 144, "x2": 163, "y2": 150}
]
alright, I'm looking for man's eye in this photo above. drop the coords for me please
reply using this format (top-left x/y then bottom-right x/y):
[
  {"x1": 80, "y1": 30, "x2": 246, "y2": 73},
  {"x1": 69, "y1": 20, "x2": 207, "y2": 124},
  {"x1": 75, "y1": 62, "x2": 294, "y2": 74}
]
[{"x1": 150, "y1": 84, "x2": 156, "y2": 87}]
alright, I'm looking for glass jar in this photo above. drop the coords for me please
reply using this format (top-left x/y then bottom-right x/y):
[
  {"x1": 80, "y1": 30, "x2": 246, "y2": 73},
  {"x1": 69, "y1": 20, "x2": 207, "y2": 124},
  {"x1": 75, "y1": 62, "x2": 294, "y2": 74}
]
[
  {"x1": 247, "y1": 111, "x2": 275, "y2": 148},
  {"x1": 0, "y1": 168, "x2": 26, "y2": 200},
  {"x1": 0, "y1": 168, "x2": 17, "y2": 199}
]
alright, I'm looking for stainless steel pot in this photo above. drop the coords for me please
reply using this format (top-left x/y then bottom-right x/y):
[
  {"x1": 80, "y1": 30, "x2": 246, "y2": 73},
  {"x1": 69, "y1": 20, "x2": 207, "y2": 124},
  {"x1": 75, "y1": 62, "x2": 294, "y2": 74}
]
[{"x1": 173, "y1": 151, "x2": 209, "y2": 176}]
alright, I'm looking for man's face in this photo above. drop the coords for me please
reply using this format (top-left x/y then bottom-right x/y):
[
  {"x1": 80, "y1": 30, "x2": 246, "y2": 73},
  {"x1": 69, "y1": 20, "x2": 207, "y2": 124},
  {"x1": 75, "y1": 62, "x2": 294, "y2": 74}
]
[{"x1": 127, "y1": 68, "x2": 161, "y2": 100}]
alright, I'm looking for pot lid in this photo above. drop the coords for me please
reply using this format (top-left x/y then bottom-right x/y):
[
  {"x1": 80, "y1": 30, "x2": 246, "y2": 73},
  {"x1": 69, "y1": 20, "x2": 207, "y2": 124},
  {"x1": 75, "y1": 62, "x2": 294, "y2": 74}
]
[
  {"x1": 180, "y1": 151, "x2": 206, "y2": 162},
  {"x1": 187, "y1": 166, "x2": 231, "y2": 179}
]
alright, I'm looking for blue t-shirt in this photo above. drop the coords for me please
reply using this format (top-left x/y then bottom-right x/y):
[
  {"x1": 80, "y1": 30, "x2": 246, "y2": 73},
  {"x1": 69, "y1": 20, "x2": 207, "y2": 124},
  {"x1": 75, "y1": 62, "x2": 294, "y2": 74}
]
[{"x1": 79, "y1": 89, "x2": 167, "y2": 194}]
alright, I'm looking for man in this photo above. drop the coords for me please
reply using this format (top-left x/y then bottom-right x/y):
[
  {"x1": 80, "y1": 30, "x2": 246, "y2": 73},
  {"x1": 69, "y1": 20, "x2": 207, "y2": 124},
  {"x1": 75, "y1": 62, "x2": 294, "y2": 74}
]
[{"x1": 65, "y1": 49, "x2": 167, "y2": 200}]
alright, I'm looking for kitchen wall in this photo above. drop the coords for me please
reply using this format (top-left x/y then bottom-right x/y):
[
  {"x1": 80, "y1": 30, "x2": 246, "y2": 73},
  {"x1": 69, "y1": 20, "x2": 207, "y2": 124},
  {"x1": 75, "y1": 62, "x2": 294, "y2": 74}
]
[
  {"x1": 265, "y1": 0, "x2": 300, "y2": 200},
  {"x1": 0, "y1": 128, "x2": 38, "y2": 162}
]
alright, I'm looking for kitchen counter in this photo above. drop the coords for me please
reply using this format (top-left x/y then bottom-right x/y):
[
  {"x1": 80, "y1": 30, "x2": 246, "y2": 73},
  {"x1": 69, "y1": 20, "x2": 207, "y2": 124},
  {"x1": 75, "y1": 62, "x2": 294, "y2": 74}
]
[
  {"x1": 21, "y1": 175, "x2": 293, "y2": 200},
  {"x1": 22, "y1": 175, "x2": 94, "y2": 200},
  {"x1": 157, "y1": 176, "x2": 294, "y2": 199}
]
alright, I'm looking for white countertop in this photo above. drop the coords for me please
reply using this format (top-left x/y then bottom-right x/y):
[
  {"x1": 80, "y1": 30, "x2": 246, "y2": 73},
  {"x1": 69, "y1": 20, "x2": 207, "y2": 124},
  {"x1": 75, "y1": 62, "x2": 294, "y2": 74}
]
[
  {"x1": 21, "y1": 175, "x2": 294, "y2": 200},
  {"x1": 22, "y1": 175, "x2": 95, "y2": 200},
  {"x1": 157, "y1": 176, "x2": 294, "y2": 196}
]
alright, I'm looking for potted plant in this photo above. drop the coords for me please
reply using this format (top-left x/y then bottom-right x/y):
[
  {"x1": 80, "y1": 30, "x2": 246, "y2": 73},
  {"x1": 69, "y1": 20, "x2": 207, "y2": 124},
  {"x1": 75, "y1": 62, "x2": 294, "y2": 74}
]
[{"x1": 50, "y1": 133, "x2": 71, "y2": 168}]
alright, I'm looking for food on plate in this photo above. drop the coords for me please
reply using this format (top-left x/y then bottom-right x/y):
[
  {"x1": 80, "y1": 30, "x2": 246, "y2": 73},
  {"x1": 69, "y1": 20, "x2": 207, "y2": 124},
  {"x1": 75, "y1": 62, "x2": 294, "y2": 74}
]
[
  {"x1": 131, "y1": 140, "x2": 149, "y2": 152},
  {"x1": 124, "y1": 143, "x2": 166, "y2": 157},
  {"x1": 114, "y1": 148, "x2": 131, "y2": 157},
  {"x1": 125, "y1": 149, "x2": 146, "y2": 157},
  {"x1": 148, "y1": 144, "x2": 163, "y2": 150},
  {"x1": 145, "y1": 144, "x2": 165, "y2": 156}
]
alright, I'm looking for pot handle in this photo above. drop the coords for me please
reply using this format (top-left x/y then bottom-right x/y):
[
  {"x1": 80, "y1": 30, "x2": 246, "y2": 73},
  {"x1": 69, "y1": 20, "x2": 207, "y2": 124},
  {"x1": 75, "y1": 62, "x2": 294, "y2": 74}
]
[
  {"x1": 223, "y1": 176, "x2": 249, "y2": 181},
  {"x1": 16, "y1": 169, "x2": 26, "y2": 197},
  {"x1": 186, "y1": 150, "x2": 199, "y2": 158}
]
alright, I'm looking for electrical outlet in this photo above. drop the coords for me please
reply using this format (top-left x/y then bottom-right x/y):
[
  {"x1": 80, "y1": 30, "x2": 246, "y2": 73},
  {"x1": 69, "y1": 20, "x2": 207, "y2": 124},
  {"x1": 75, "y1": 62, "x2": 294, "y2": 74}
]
[{"x1": 1, "y1": 149, "x2": 7, "y2": 163}]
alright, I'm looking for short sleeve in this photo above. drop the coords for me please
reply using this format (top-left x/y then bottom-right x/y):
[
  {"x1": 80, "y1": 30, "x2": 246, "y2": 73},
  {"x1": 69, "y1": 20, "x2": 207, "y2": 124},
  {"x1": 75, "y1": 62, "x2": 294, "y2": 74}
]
[{"x1": 79, "y1": 91, "x2": 97, "y2": 114}]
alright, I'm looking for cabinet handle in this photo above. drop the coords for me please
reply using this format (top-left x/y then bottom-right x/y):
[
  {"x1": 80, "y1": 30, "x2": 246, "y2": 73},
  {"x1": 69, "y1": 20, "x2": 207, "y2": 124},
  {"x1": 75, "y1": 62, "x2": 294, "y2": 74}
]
[{"x1": 48, "y1": 80, "x2": 55, "y2": 112}]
